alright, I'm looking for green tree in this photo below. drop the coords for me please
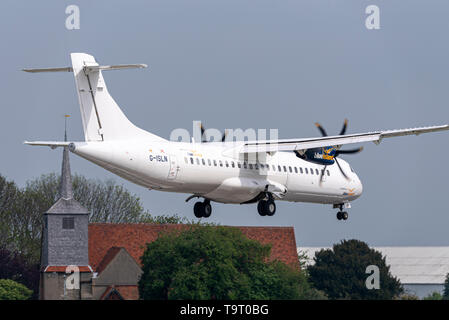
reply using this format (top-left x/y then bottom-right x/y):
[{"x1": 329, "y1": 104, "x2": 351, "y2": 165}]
[
  {"x1": 307, "y1": 239, "x2": 403, "y2": 300},
  {"x1": 423, "y1": 291, "x2": 443, "y2": 300},
  {"x1": 443, "y1": 273, "x2": 449, "y2": 300},
  {"x1": 139, "y1": 225, "x2": 324, "y2": 300},
  {"x1": 0, "y1": 248, "x2": 39, "y2": 299},
  {"x1": 0, "y1": 279, "x2": 33, "y2": 300},
  {"x1": 0, "y1": 175, "x2": 19, "y2": 247}
]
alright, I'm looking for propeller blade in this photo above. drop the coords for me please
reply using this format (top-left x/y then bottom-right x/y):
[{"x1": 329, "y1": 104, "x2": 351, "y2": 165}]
[
  {"x1": 319, "y1": 165, "x2": 327, "y2": 186},
  {"x1": 199, "y1": 123, "x2": 207, "y2": 143},
  {"x1": 221, "y1": 129, "x2": 228, "y2": 142},
  {"x1": 335, "y1": 158, "x2": 350, "y2": 180},
  {"x1": 339, "y1": 119, "x2": 348, "y2": 136},
  {"x1": 335, "y1": 146, "x2": 363, "y2": 156},
  {"x1": 315, "y1": 122, "x2": 328, "y2": 137}
]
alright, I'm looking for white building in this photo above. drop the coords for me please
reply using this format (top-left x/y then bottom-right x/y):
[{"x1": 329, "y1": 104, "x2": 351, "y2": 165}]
[{"x1": 299, "y1": 247, "x2": 449, "y2": 299}]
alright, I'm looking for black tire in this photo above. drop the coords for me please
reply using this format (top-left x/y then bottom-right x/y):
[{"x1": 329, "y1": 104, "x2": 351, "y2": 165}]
[
  {"x1": 342, "y1": 211, "x2": 348, "y2": 220},
  {"x1": 194, "y1": 202, "x2": 204, "y2": 218},
  {"x1": 266, "y1": 200, "x2": 276, "y2": 216},
  {"x1": 203, "y1": 202, "x2": 212, "y2": 218},
  {"x1": 336, "y1": 211, "x2": 343, "y2": 220},
  {"x1": 257, "y1": 201, "x2": 267, "y2": 216}
]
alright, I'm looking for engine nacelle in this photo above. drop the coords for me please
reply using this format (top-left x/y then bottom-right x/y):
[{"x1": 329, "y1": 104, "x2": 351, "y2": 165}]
[{"x1": 295, "y1": 147, "x2": 336, "y2": 165}]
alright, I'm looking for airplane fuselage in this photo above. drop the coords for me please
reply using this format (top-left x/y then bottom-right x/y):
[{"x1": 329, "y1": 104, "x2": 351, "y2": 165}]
[{"x1": 70, "y1": 140, "x2": 363, "y2": 205}]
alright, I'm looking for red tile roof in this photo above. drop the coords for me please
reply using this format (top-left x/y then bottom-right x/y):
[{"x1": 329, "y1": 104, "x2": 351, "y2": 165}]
[
  {"x1": 99, "y1": 285, "x2": 140, "y2": 300},
  {"x1": 115, "y1": 285, "x2": 139, "y2": 300},
  {"x1": 43, "y1": 266, "x2": 92, "y2": 273},
  {"x1": 88, "y1": 224, "x2": 299, "y2": 271}
]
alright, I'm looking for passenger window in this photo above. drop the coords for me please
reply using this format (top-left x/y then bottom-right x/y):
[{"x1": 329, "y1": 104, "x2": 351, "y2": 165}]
[
  {"x1": 278, "y1": 165, "x2": 282, "y2": 171},
  {"x1": 208, "y1": 159, "x2": 211, "y2": 166},
  {"x1": 231, "y1": 161, "x2": 235, "y2": 168},
  {"x1": 316, "y1": 169, "x2": 319, "y2": 175},
  {"x1": 202, "y1": 159, "x2": 206, "y2": 165},
  {"x1": 255, "y1": 163, "x2": 259, "y2": 170},
  {"x1": 184, "y1": 157, "x2": 188, "y2": 164},
  {"x1": 213, "y1": 160, "x2": 217, "y2": 166},
  {"x1": 283, "y1": 166, "x2": 287, "y2": 172},
  {"x1": 196, "y1": 158, "x2": 200, "y2": 165},
  {"x1": 190, "y1": 157, "x2": 194, "y2": 164},
  {"x1": 327, "y1": 170, "x2": 330, "y2": 176},
  {"x1": 305, "y1": 168, "x2": 308, "y2": 174},
  {"x1": 225, "y1": 161, "x2": 229, "y2": 168},
  {"x1": 238, "y1": 162, "x2": 241, "y2": 168},
  {"x1": 300, "y1": 167, "x2": 303, "y2": 174},
  {"x1": 294, "y1": 167, "x2": 298, "y2": 173},
  {"x1": 219, "y1": 160, "x2": 223, "y2": 167},
  {"x1": 249, "y1": 163, "x2": 253, "y2": 170},
  {"x1": 310, "y1": 168, "x2": 314, "y2": 175},
  {"x1": 289, "y1": 166, "x2": 292, "y2": 173},
  {"x1": 272, "y1": 165, "x2": 276, "y2": 171},
  {"x1": 243, "y1": 162, "x2": 247, "y2": 169}
]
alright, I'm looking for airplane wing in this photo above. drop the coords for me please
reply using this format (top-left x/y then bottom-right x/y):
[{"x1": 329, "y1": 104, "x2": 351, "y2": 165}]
[
  {"x1": 24, "y1": 141, "x2": 72, "y2": 149},
  {"x1": 238, "y1": 124, "x2": 449, "y2": 154}
]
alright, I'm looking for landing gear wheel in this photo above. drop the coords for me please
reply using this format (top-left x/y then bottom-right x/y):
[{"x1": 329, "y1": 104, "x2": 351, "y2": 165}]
[
  {"x1": 257, "y1": 201, "x2": 267, "y2": 216},
  {"x1": 194, "y1": 200, "x2": 212, "y2": 218},
  {"x1": 257, "y1": 199, "x2": 276, "y2": 216},
  {"x1": 336, "y1": 211, "x2": 348, "y2": 221},
  {"x1": 266, "y1": 200, "x2": 276, "y2": 216},
  {"x1": 203, "y1": 201, "x2": 212, "y2": 218},
  {"x1": 336, "y1": 211, "x2": 343, "y2": 220},
  {"x1": 194, "y1": 202, "x2": 204, "y2": 218}
]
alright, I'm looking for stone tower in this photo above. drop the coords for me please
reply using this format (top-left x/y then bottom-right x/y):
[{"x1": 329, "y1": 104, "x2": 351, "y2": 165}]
[{"x1": 39, "y1": 146, "x2": 92, "y2": 300}]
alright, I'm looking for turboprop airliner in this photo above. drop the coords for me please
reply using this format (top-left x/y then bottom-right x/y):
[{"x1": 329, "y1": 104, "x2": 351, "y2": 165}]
[{"x1": 23, "y1": 53, "x2": 449, "y2": 220}]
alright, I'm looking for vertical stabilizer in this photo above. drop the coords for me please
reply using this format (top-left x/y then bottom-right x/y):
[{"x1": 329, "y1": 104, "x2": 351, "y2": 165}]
[{"x1": 70, "y1": 53, "x2": 165, "y2": 142}]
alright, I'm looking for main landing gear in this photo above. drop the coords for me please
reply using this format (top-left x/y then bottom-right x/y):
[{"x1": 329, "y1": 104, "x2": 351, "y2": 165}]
[
  {"x1": 194, "y1": 199, "x2": 212, "y2": 218},
  {"x1": 334, "y1": 203, "x2": 349, "y2": 221},
  {"x1": 257, "y1": 195, "x2": 276, "y2": 217}
]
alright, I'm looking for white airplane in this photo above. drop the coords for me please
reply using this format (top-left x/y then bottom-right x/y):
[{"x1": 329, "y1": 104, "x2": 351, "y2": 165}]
[{"x1": 24, "y1": 53, "x2": 449, "y2": 220}]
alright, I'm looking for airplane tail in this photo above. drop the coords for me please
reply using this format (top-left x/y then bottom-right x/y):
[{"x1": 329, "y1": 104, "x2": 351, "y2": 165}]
[{"x1": 24, "y1": 53, "x2": 165, "y2": 142}]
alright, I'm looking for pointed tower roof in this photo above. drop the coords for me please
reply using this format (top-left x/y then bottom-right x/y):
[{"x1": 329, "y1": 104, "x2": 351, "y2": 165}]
[{"x1": 46, "y1": 146, "x2": 88, "y2": 215}]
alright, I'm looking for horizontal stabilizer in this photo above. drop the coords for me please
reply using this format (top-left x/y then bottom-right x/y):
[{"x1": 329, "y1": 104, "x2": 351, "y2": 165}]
[
  {"x1": 22, "y1": 67, "x2": 73, "y2": 73},
  {"x1": 24, "y1": 141, "x2": 72, "y2": 149},
  {"x1": 84, "y1": 64, "x2": 147, "y2": 73},
  {"x1": 22, "y1": 64, "x2": 147, "y2": 74}
]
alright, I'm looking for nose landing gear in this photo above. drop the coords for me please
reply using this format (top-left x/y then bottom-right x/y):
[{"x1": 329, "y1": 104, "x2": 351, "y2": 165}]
[
  {"x1": 336, "y1": 211, "x2": 348, "y2": 221},
  {"x1": 334, "y1": 203, "x2": 349, "y2": 221}
]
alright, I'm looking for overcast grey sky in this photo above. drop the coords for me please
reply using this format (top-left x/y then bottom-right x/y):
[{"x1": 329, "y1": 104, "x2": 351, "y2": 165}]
[{"x1": 1, "y1": 1, "x2": 448, "y2": 246}]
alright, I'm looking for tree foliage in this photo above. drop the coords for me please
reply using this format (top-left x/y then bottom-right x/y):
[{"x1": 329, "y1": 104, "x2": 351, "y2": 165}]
[
  {"x1": 423, "y1": 291, "x2": 443, "y2": 300},
  {"x1": 444, "y1": 273, "x2": 449, "y2": 300},
  {"x1": 139, "y1": 225, "x2": 326, "y2": 300},
  {"x1": 307, "y1": 239, "x2": 403, "y2": 300},
  {"x1": 0, "y1": 248, "x2": 39, "y2": 299},
  {"x1": 0, "y1": 279, "x2": 33, "y2": 300}
]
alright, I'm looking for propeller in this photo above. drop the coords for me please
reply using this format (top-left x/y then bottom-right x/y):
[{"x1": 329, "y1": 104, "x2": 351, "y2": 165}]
[
  {"x1": 200, "y1": 123, "x2": 227, "y2": 143},
  {"x1": 315, "y1": 119, "x2": 363, "y2": 183}
]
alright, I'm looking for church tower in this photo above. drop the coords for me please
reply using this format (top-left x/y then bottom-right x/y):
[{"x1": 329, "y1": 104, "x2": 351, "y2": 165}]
[{"x1": 39, "y1": 145, "x2": 93, "y2": 300}]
